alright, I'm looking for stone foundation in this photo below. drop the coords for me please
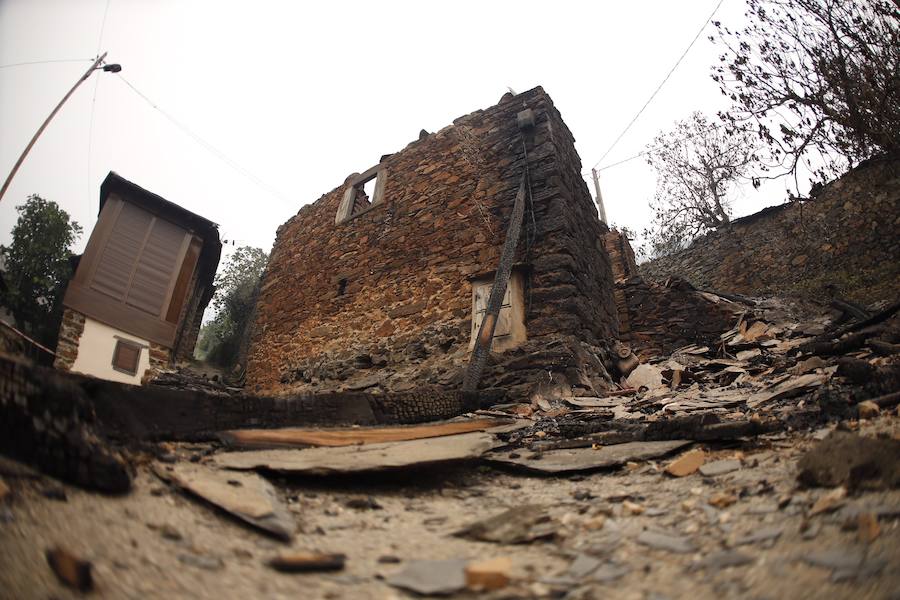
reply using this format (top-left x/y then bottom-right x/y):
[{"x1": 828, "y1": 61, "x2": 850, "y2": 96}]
[
  {"x1": 53, "y1": 308, "x2": 86, "y2": 371},
  {"x1": 55, "y1": 307, "x2": 173, "y2": 384}
]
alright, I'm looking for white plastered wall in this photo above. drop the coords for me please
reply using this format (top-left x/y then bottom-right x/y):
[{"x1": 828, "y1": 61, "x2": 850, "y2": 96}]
[{"x1": 70, "y1": 317, "x2": 151, "y2": 385}]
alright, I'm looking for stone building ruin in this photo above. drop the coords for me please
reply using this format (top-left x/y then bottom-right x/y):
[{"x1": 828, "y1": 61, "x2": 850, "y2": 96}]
[{"x1": 245, "y1": 87, "x2": 620, "y2": 401}]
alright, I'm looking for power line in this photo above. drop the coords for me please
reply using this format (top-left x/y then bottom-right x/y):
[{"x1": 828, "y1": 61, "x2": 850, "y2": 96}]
[
  {"x1": 115, "y1": 74, "x2": 294, "y2": 208},
  {"x1": 591, "y1": 0, "x2": 725, "y2": 170},
  {"x1": 598, "y1": 151, "x2": 646, "y2": 172},
  {"x1": 95, "y1": 0, "x2": 111, "y2": 56},
  {"x1": 87, "y1": 0, "x2": 113, "y2": 217},
  {"x1": 0, "y1": 59, "x2": 93, "y2": 70}
]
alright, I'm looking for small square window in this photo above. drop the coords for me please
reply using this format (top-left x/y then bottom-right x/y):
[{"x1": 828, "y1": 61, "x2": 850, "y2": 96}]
[
  {"x1": 336, "y1": 165, "x2": 387, "y2": 224},
  {"x1": 112, "y1": 339, "x2": 142, "y2": 376}
]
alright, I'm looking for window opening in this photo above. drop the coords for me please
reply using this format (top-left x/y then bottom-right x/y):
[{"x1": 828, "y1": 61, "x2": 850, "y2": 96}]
[
  {"x1": 112, "y1": 338, "x2": 142, "y2": 375},
  {"x1": 335, "y1": 165, "x2": 387, "y2": 225}
]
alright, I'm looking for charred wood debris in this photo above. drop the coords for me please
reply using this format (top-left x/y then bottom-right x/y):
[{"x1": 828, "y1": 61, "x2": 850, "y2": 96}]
[{"x1": 1, "y1": 292, "x2": 899, "y2": 595}]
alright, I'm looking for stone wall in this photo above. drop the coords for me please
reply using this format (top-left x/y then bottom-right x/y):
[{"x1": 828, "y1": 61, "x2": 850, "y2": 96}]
[
  {"x1": 642, "y1": 156, "x2": 900, "y2": 306},
  {"x1": 614, "y1": 276, "x2": 742, "y2": 359},
  {"x1": 53, "y1": 308, "x2": 85, "y2": 371},
  {"x1": 603, "y1": 229, "x2": 639, "y2": 282},
  {"x1": 245, "y1": 87, "x2": 618, "y2": 399},
  {"x1": 602, "y1": 230, "x2": 741, "y2": 359}
]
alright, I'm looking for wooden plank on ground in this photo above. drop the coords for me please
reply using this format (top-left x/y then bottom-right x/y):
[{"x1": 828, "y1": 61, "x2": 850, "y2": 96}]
[{"x1": 217, "y1": 418, "x2": 509, "y2": 449}]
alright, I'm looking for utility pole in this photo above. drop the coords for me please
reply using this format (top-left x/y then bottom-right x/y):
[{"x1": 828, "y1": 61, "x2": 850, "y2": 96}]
[
  {"x1": 591, "y1": 167, "x2": 608, "y2": 225},
  {"x1": 0, "y1": 52, "x2": 121, "y2": 204}
]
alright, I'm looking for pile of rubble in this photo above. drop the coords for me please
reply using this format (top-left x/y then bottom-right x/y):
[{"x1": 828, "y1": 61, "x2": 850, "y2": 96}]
[{"x1": 1, "y1": 296, "x2": 898, "y2": 597}]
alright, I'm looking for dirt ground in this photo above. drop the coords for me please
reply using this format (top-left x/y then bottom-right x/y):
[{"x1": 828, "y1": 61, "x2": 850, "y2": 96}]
[{"x1": 2, "y1": 415, "x2": 898, "y2": 600}]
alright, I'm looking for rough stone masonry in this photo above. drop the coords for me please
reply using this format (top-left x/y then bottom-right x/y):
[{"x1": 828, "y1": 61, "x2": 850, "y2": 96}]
[{"x1": 245, "y1": 87, "x2": 619, "y2": 401}]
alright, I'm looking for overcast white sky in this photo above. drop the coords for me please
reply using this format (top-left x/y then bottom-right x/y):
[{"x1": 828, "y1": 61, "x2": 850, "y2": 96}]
[{"x1": 1, "y1": 0, "x2": 801, "y2": 265}]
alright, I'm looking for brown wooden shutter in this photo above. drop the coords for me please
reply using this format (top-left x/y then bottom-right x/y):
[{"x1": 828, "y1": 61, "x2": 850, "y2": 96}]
[
  {"x1": 126, "y1": 217, "x2": 187, "y2": 316},
  {"x1": 90, "y1": 202, "x2": 153, "y2": 301},
  {"x1": 89, "y1": 202, "x2": 190, "y2": 317}
]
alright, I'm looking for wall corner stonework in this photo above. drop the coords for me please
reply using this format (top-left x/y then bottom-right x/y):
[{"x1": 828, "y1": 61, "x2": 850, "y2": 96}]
[{"x1": 53, "y1": 308, "x2": 86, "y2": 371}]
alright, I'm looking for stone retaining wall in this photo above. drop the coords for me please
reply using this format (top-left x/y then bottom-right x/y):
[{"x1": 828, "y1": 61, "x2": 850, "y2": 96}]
[{"x1": 642, "y1": 156, "x2": 900, "y2": 307}]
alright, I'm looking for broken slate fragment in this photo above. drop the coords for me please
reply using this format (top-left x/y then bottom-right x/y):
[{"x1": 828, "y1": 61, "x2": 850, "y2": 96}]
[
  {"x1": 746, "y1": 373, "x2": 827, "y2": 408},
  {"x1": 730, "y1": 525, "x2": 783, "y2": 547},
  {"x1": 386, "y1": 559, "x2": 468, "y2": 596},
  {"x1": 797, "y1": 431, "x2": 900, "y2": 490},
  {"x1": 154, "y1": 462, "x2": 294, "y2": 541},
  {"x1": 800, "y1": 548, "x2": 886, "y2": 582},
  {"x1": 566, "y1": 554, "x2": 602, "y2": 580},
  {"x1": 636, "y1": 530, "x2": 696, "y2": 554},
  {"x1": 454, "y1": 505, "x2": 556, "y2": 544},
  {"x1": 268, "y1": 551, "x2": 346, "y2": 573},
  {"x1": 178, "y1": 553, "x2": 224, "y2": 571},
  {"x1": 46, "y1": 546, "x2": 93, "y2": 592},
  {"x1": 590, "y1": 561, "x2": 630, "y2": 583},
  {"x1": 699, "y1": 459, "x2": 741, "y2": 477},
  {"x1": 485, "y1": 440, "x2": 691, "y2": 474},
  {"x1": 690, "y1": 550, "x2": 754, "y2": 571},
  {"x1": 545, "y1": 554, "x2": 630, "y2": 586}
]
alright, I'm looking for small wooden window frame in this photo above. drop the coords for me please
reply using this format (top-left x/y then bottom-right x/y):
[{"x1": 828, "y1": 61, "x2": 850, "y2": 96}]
[
  {"x1": 111, "y1": 338, "x2": 143, "y2": 376},
  {"x1": 335, "y1": 165, "x2": 387, "y2": 224}
]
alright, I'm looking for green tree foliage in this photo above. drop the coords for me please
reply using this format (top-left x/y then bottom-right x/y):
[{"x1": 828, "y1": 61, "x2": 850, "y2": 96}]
[
  {"x1": 712, "y1": 0, "x2": 900, "y2": 179},
  {"x1": 643, "y1": 112, "x2": 759, "y2": 258},
  {"x1": 1, "y1": 195, "x2": 82, "y2": 349},
  {"x1": 195, "y1": 246, "x2": 268, "y2": 370}
]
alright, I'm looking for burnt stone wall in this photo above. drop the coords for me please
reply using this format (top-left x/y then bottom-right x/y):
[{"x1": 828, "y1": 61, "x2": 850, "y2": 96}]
[
  {"x1": 615, "y1": 276, "x2": 742, "y2": 359},
  {"x1": 246, "y1": 87, "x2": 617, "y2": 398},
  {"x1": 642, "y1": 156, "x2": 900, "y2": 306},
  {"x1": 603, "y1": 230, "x2": 740, "y2": 359}
]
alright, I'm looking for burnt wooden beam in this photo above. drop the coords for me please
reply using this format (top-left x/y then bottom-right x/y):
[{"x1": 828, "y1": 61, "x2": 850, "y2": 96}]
[
  {"x1": 0, "y1": 355, "x2": 131, "y2": 493},
  {"x1": 0, "y1": 354, "x2": 486, "y2": 489},
  {"x1": 464, "y1": 174, "x2": 528, "y2": 392},
  {"x1": 1, "y1": 354, "x2": 482, "y2": 443}
]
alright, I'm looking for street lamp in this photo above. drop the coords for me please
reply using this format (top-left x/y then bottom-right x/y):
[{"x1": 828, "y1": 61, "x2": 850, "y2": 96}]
[{"x1": 0, "y1": 52, "x2": 122, "y2": 203}]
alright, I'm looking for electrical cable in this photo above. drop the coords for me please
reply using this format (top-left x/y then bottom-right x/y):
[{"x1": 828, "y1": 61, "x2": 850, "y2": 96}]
[
  {"x1": 87, "y1": 0, "x2": 112, "y2": 217},
  {"x1": 0, "y1": 59, "x2": 92, "y2": 70},
  {"x1": 591, "y1": 0, "x2": 726, "y2": 170},
  {"x1": 115, "y1": 74, "x2": 294, "y2": 208}
]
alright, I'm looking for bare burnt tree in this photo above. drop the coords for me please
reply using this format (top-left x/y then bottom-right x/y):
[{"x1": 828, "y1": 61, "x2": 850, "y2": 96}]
[
  {"x1": 712, "y1": 0, "x2": 900, "y2": 181},
  {"x1": 644, "y1": 112, "x2": 759, "y2": 257}
]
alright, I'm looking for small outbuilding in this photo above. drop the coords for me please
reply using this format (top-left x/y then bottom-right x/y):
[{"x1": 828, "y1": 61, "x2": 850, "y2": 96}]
[{"x1": 54, "y1": 172, "x2": 221, "y2": 384}]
